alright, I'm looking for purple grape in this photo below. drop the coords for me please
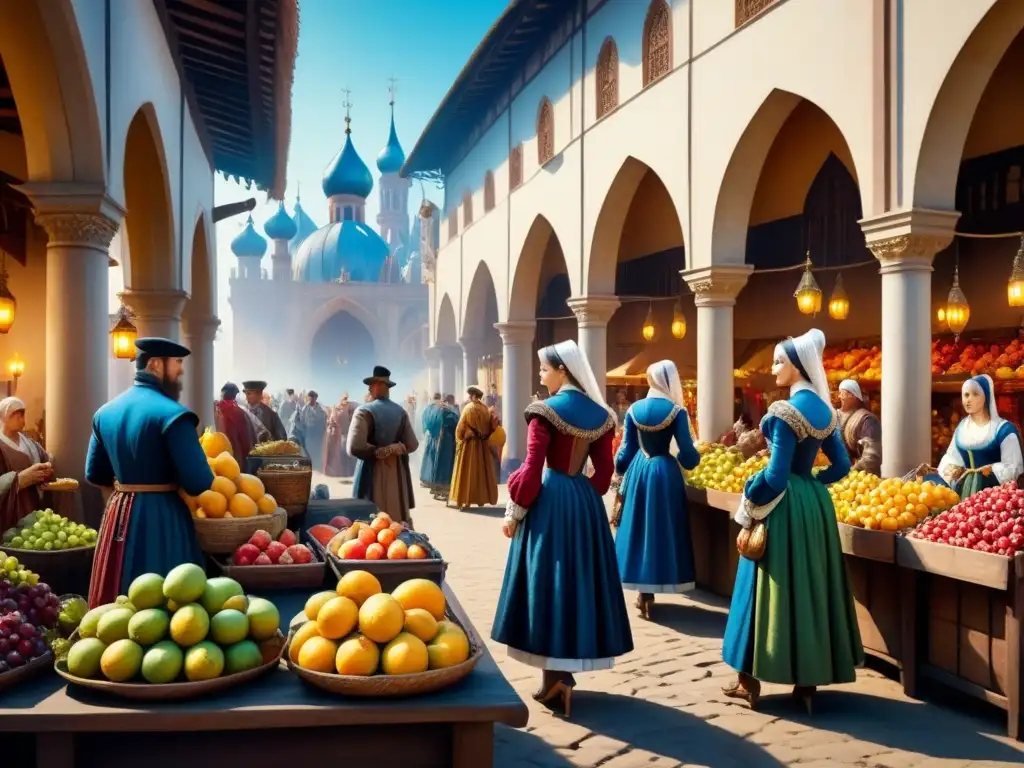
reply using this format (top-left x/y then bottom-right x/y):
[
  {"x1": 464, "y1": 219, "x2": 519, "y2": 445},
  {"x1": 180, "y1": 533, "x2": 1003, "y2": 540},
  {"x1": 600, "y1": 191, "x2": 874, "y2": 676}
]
[
  {"x1": 6, "y1": 651, "x2": 22, "y2": 667},
  {"x1": 0, "y1": 661, "x2": 7, "y2": 673},
  {"x1": 32, "y1": 639, "x2": 45, "y2": 656},
  {"x1": 19, "y1": 622, "x2": 34, "y2": 637}
]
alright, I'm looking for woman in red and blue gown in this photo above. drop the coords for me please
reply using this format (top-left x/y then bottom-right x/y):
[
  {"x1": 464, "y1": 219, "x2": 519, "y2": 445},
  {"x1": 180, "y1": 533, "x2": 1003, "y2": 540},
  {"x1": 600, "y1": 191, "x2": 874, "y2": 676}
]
[{"x1": 492, "y1": 340, "x2": 633, "y2": 718}]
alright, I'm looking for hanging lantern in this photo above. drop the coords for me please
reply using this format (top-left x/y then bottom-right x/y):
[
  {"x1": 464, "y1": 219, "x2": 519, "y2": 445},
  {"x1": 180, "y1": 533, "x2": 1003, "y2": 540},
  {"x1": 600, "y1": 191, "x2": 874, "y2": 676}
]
[
  {"x1": 945, "y1": 265, "x2": 970, "y2": 341},
  {"x1": 6, "y1": 354, "x2": 24, "y2": 380},
  {"x1": 828, "y1": 272, "x2": 850, "y2": 320},
  {"x1": 794, "y1": 253, "x2": 822, "y2": 316},
  {"x1": 0, "y1": 250, "x2": 16, "y2": 335},
  {"x1": 110, "y1": 304, "x2": 138, "y2": 361},
  {"x1": 642, "y1": 303, "x2": 656, "y2": 342},
  {"x1": 671, "y1": 297, "x2": 686, "y2": 340},
  {"x1": 1008, "y1": 236, "x2": 1024, "y2": 307},
  {"x1": 936, "y1": 306, "x2": 947, "y2": 325}
]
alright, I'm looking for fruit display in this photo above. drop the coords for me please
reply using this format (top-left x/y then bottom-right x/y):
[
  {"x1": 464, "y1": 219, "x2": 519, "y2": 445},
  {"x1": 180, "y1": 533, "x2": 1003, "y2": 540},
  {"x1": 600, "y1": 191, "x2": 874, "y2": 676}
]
[
  {"x1": 945, "y1": 338, "x2": 1024, "y2": 378},
  {"x1": 289, "y1": 571, "x2": 471, "y2": 679},
  {"x1": 231, "y1": 528, "x2": 313, "y2": 566},
  {"x1": 909, "y1": 482, "x2": 1024, "y2": 556},
  {"x1": 685, "y1": 444, "x2": 744, "y2": 490},
  {"x1": 932, "y1": 409, "x2": 959, "y2": 466},
  {"x1": 325, "y1": 512, "x2": 431, "y2": 561},
  {"x1": 838, "y1": 477, "x2": 959, "y2": 531},
  {"x1": 822, "y1": 345, "x2": 882, "y2": 383},
  {"x1": 0, "y1": 608, "x2": 50, "y2": 675},
  {"x1": 828, "y1": 470, "x2": 882, "y2": 520},
  {"x1": 2, "y1": 509, "x2": 97, "y2": 551},
  {"x1": 185, "y1": 448, "x2": 280, "y2": 520},
  {"x1": 0, "y1": 551, "x2": 40, "y2": 587},
  {"x1": 250, "y1": 440, "x2": 303, "y2": 457},
  {"x1": 61, "y1": 564, "x2": 281, "y2": 686}
]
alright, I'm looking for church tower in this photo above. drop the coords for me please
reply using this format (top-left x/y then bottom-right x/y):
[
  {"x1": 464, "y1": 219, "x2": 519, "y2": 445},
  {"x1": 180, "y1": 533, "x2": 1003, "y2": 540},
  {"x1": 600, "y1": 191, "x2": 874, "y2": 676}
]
[{"x1": 376, "y1": 80, "x2": 412, "y2": 259}]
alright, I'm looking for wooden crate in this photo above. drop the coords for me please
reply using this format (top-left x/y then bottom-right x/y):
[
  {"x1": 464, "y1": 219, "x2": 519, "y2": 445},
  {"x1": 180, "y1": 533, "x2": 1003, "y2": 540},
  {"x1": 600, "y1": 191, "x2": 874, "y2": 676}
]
[{"x1": 897, "y1": 537, "x2": 1024, "y2": 740}]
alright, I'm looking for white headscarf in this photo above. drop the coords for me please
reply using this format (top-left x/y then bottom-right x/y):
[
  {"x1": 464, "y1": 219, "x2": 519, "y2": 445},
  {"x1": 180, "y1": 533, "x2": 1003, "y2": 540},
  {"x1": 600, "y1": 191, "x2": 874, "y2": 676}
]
[
  {"x1": 647, "y1": 360, "x2": 684, "y2": 405},
  {"x1": 962, "y1": 374, "x2": 1001, "y2": 424},
  {"x1": 0, "y1": 397, "x2": 25, "y2": 421},
  {"x1": 0, "y1": 397, "x2": 40, "y2": 463},
  {"x1": 838, "y1": 379, "x2": 864, "y2": 403},
  {"x1": 539, "y1": 340, "x2": 615, "y2": 418},
  {"x1": 775, "y1": 328, "x2": 831, "y2": 404}
]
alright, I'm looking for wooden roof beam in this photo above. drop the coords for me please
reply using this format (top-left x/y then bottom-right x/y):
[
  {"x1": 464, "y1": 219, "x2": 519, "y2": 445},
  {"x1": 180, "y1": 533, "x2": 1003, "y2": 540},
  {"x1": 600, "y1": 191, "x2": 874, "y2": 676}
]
[
  {"x1": 245, "y1": 0, "x2": 266, "y2": 179},
  {"x1": 177, "y1": 0, "x2": 244, "y2": 23},
  {"x1": 167, "y1": 6, "x2": 245, "y2": 38}
]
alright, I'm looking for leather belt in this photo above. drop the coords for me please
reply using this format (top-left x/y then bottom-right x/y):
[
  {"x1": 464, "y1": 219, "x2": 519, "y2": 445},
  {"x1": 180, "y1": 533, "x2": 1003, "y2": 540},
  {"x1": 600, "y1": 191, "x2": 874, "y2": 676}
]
[{"x1": 113, "y1": 482, "x2": 179, "y2": 493}]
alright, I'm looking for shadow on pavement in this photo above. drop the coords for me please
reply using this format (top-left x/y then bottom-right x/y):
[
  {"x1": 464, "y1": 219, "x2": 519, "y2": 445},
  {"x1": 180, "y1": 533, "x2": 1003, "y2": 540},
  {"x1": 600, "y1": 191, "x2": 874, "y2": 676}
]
[
  {"x1": 789, "y1": 689, "x2": 1024, "y2": 762},
  {"x1": 647, "y1": 601, "x2": 728, "y2": 638},
  {"x1": 457, "y1": 505, "x2": 507, "y2": 518},
  {"x1": 570, "y1": 692, "x2": 788, "y2": 767},
  {"x1": 494, "y1": 724, "x2": 574, "y2": 767}
]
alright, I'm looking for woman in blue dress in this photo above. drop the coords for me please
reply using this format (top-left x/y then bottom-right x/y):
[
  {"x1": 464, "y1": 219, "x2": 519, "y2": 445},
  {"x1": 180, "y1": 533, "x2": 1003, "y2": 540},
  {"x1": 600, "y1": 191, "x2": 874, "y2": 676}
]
[
  {"x1": 918, "y1": 374, "x2": 1023, "y2": 500},
  {"x1": 721, "y1": 328, "x2": 863, "y2": 714},
  {"x1": 612, "y1": 360, "x2": 700, "y2": 620},
  {"x1": 492, "y1": 340, "x2": 633, "y2": 718}
]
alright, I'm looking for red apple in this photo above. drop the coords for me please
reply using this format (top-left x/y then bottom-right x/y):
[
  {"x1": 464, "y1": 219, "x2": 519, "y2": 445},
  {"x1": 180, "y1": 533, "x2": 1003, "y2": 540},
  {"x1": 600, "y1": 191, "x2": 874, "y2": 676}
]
[
  {"x1": 277, "y1": 551, "x2": 295, "y2": 565},
  {"x1": 253, "y1": 552, "x2": 272, "y2": 566},
  {"x1": 248, "y1": 530, "x2": 273, "y2": 551},
  {"x1": 339, "y1": 539, "x2": 367, "y2": 560},
  {"x1": 278, "y1": 529, "x2": 298, "y2": 547},
  {"x1": 234, "y1": 543, "x2": 261, "y2": 566},
  {"x1": 308, "y1": 524, "x2": 340, "y2": 547},
  {"x1": 286, "y1": 544, "x2": 313, "y2": 564},
  {"x1": 265, "y1": 541, "x2": 287, "y2": 564},
  {"x1": 329, "y1": 516, "x2": 352, "y2": 530}
]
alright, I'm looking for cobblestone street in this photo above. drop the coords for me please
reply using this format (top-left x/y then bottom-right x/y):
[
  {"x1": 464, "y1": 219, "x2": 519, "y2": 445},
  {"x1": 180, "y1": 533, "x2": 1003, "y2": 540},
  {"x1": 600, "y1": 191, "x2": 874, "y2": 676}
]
[{"x1": 317, "y1": 474, "x2": 1024, "y2": 767}]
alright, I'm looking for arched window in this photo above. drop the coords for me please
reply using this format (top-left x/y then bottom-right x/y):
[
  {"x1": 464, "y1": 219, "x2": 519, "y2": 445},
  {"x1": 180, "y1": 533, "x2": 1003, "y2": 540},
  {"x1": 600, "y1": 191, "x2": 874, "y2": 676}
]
[
  {"x1": 642, "y1": 0, "x2": 672, "y2": 87},
  {"x1": 343, "y1": 206, "x2": 353, "y2": 221},
  {"x1": 537, "y1": 98, "x2": 554, "y2": 166},
  {"x1": 462, "y1": 192, "x2": 473, "y2": 226},
  {"x1": 509, "y1": 144, "x2": 523, "y2": 191},
  {"x1": 596, "y1": 37, "x2": 619, "y2": 119},
  {"x1": 484, "y1": 171, "x2": 496, "y2": 212},
  {"x1": 448, "y1": 213, "x2": 458, "y2": 241}
]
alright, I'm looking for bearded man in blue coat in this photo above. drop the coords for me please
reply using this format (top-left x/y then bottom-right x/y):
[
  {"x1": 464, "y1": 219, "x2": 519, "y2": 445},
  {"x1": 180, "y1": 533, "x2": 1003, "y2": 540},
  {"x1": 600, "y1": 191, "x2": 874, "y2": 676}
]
[{"x1": 85, "y1": 338, "x2": 214, "y2": 607}]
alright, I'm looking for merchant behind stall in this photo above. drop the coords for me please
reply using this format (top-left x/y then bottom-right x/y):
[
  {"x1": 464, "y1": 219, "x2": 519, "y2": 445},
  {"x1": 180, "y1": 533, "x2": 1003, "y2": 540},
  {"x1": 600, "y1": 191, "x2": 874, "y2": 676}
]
[
  {"x1": 836, "y1": 379, "x2": 882, "y2": 475},
  {"x1": 0, "y1": 396, "x2": 53, "y2": 531},
  {"x1": 918, "y1": 374, "x2": 1023, "y2": 500},
  {"x1": 242, "y1": 380, "x2": 287, "y2": 442},
  {"x1": 85, "y1": 337, "x2": 215, "y2": 608}
]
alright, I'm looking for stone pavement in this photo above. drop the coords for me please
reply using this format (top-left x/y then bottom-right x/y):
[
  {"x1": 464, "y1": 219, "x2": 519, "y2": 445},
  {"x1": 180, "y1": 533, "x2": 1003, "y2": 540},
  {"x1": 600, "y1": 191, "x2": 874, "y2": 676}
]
[{"x1": 315, "y1": 473, "x2": 1024, "y2": 767}]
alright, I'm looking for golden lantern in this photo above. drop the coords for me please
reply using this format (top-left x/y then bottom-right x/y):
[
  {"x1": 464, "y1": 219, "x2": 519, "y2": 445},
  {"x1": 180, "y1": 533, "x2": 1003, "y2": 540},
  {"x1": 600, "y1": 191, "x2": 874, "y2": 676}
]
[
  {"x1": 793, "y1": 252, "x2": 822, "y2": 316},
  {"x1": 670, "y1": 297, "x2": 686, "y2": 340},
  {"x1": 110, "y1": 304, "x2": 138, "y2": 361},
  {"x1": 945, "y1": 265, "x2": 970, "y2": 340},
  {"x1": 6, "y1": 354, "x2": 23, "y2": 381},
  {"x1": 642, "y1": 302, "x2": 656, "y2": 342},
  {"x1": 0, "y1": 249, "x2": 16, "y2": 335},
  {"x1": 1008, "y1": 236, "x2": 1024, "y2": 307},
  {"x1": 828, "y1": 272, "x2": 849, "y2": 320},
  {"x1": 936, "y1": 306, "x2": 946, "y2": 325}
]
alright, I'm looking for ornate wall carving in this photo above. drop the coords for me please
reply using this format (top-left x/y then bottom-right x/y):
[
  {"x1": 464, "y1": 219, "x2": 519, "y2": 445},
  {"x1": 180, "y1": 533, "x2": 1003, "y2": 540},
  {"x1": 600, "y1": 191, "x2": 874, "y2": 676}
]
[
  {"x1": 484, "y1": 171, "x2": 495, "y2": 212},
  {"x1": 596, "y1": 37, "x2": 619, "y2": 119},
  {"x1": 34, "y1": 212, "x2": 118, "y2": 250},
  {"x1": 736, "y1": 0, "x2": 778, "y2": 27},
  {"x1": 509, "y1": 144, "x2": 523, "y2": 191},
  {"x1": 537, "y1": 98, "x2": 555, "y2": 166},
  {"x1": 643, "y1": 0, "x2": 672, "y2": 87}
]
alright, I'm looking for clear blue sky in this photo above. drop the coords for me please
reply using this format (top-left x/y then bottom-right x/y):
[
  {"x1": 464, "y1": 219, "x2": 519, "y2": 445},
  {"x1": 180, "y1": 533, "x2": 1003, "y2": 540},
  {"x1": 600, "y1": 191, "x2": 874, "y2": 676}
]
[{"x1": 207, "y1": 0, "x2": 509, "y2": 382}]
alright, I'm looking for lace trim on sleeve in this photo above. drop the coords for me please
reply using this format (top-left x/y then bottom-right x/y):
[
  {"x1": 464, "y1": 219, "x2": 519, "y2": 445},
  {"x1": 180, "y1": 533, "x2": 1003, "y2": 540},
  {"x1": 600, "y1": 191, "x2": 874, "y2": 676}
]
[
  {"x1": 525, "y1": 401, "x2": 615, "y2": 441},
  {"x1": 764, "y1": 400, "x2": 837, "y2": 441},
  {"x1": 504, "y1": 498, "x2": 529, "y2": 524}
]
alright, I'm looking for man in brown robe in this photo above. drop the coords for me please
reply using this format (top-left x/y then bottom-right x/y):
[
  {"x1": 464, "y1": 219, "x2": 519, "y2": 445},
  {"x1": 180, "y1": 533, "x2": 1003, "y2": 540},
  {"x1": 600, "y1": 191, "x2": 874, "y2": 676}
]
[
  {"x1": 449, "y1": 386, "x2": 498, "y2": 510},
  {"x1": 837, "y1": 379, "x2": 882, "y2": 475},
  {"x1": 347, "y1": 366, "x2": 419, "y2": 525}
]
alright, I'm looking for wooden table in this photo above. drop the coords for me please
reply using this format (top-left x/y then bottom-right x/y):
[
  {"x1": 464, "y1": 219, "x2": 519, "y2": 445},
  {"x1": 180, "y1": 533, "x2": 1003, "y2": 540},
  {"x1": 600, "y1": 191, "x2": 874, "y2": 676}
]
[{"x1": 0, "y1": 585, "x2": 528, "y2": 768}]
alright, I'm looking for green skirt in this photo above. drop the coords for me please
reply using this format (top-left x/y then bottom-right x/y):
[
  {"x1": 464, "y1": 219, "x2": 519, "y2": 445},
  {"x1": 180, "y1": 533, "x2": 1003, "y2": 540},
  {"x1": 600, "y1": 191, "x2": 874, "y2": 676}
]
[{"x1": 722, "y1": 475, "x2": 865, "y2": 686}]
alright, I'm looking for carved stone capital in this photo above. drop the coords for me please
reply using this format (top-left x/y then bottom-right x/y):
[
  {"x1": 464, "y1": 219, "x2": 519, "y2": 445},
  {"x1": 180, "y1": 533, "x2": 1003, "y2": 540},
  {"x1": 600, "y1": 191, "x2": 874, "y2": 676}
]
[
  {"x1": 494, "y1": 321, "x2": 536, "y2": 346},
  {"x1": 459, "y1": 336, "x2": 490, "y2": 357},
  {"x1": 566, "y1": 296, "x2": 620, "y2": 327},
  {"x1": 19, "y1": 182, "x2": 124, "y2": 252},
  {"x1": 182, "y1": 315, "x2": 221, "y2": 341},
  {"x1": 860, "y1": 208, "x2": 960, "y2": 270},
  {"x1": 35, "y1": 212, "x2": 119, "y2": 250},
  {"x1": 681, "y1": 264, "x2": 752, "y2": 307},
  {"x1": 119, "y1": 289, "x2": 189, "y2": 322}
]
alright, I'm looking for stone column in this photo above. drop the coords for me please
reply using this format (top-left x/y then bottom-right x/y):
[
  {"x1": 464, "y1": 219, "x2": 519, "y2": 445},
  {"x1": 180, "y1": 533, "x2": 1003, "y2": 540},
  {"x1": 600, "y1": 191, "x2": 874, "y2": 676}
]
[
  {"x1": 24, "y1": 186, "x2": 123, "y2": 527},
  {"x1": 181, "y1": 315, "x2": 220, "y2": 430},
  {"x1": 459, "y1": 337, "x2": 485, "y2": 388},
  {"x1": 439, "y1": 345, "x2": 459, "y2": 397},
  {"x1": 862, "y1": 209, "x2": 959, "y2": 478},
  {"x1": 681, "y1": 265, "x2": 752, "y2": 443},
  {"x1": 495, "y1": 321, "x2": 536, "y2": 479},
  {"x1": 423, "y1": 346, "x2": 440, "y2": 395},
  {"x1": 566, "y1": 296, "x2": 620, "y2": 396},
  {"x1": 271, "y1": 239, "x2": 292, "y2": 281},
  {"x1": 119, "y1": 288, "x2": 188, "y2": 341}
]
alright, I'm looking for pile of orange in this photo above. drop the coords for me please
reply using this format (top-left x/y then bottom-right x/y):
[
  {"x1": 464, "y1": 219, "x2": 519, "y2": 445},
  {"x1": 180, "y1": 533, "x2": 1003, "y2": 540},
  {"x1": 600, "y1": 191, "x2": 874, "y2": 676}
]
[
  {"x1": 842, "y1": 477, "x2": 959, "y2": 532},
  {"x1": 182, "y1": 431, "x2": 279, "y2": 520}
]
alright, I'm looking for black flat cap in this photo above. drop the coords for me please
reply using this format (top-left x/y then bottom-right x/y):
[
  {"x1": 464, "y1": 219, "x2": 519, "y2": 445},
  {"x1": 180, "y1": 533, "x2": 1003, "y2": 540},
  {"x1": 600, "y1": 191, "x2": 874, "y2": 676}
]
[
  {"x1": 242, "y1": 380, "x2": 267, "y2": 392},
  {"x1": 136, "y1": 337, "x2": 190, "y2": 369}
]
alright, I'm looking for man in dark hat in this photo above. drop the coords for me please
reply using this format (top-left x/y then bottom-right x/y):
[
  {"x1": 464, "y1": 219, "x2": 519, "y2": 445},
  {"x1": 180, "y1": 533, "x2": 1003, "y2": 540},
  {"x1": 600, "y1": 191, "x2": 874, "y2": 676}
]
[
  {"x1": 214, "y1": 382, "x2": 267, "y2": 462},
  {"x1": 449, "y1": 385, "x2": 498, "y2": 510},
  {"x1": 242, "y1": 380, "x2": 287, "y2": 442},
  {"x1": 347, "y1": 366, "x2": 419, "y2": 525},
  {"x1": 85, "y1": 337, "x2": 215, "y2": 607},
  {"x1": 289, "y1": 390, "x2": 328, "y2": 470}
]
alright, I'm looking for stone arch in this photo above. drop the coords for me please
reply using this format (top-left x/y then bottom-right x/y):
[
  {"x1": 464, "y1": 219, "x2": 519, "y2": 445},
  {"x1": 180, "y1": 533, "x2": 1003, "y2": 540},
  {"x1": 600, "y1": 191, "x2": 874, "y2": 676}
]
[
  {"x1": 301, "y1": 295, "x2": 387, "y2": 358},
  {"x1": 509, "y1": 214, "x2": 569, "y2": 322},
  {"x1": 483, "y1": 171, "x2": 495, "y2": 212},
  {"x1": 0, "y1": 0, "x2": 104, "y2": 183},
  {"x1": 710, "y1": 88, "x2": 865, "y2": 266},
  {"x1": 537, "y1": 98, "x2": 554, "y2": 166},
  {"x1": 913, "y1": 0, "x2": 1024, "y2": 210},
  {"x1": 186, "y1": 212, "x2": 215, "y2": 321},
  {"x1": 122, "y1": 104, "x2": 177, "y2": 288},
  {"x1": 436, "y1": 293, "x2": 457, "y2": 346},
  {"x1": 596, "y1": 37, "x2": 619, "y2": 119},
  {"x1": 462, "y1": 260, "x2": 499, "y2": 336},
  {"x1": 310, "y1": 310, "x2": 377, "y2": 396},
  {"x1": 642, "y1": 0, "x2": 671, "y2": 88},
  {"x1": 586, "y1": 156, "x2": 684, "y2": 295}
]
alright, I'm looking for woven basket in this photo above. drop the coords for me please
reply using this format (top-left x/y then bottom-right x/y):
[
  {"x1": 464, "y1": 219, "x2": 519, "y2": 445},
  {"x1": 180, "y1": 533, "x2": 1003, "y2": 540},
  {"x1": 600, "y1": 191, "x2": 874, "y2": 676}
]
[
  {"x1": 193, "y1": 507, "x2": 287, "y2": 554},
  {"x1": 0, "y1": 650, "x2": 52, "y2": 692},
  {"x1": 213, "y1": 533, "x2": 326, "y2": 591},
  {"x1": 284, "y1": 609, "x2": 482, "y2": 697},
  {"x1": 258, "y1": 466, "x2": 312, "y2": 517},
  {"x1": 0, "y1": 546, "x2": 95, "y2": 596},
  {"x1": 54, "y1": 629, "x2": 286, "y2": 701}
]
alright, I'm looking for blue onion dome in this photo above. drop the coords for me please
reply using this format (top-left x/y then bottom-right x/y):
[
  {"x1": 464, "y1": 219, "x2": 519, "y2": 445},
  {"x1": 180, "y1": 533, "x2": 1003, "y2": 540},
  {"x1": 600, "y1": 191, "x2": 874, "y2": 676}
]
[
  {"x1": 231, "y1": 215, "x2": 267, "y2": 257},
  {"x1": 376, "y1": 113, "x2": 406, "y2": 174},
  {"x1": 292, "y1": 220, "x2": 391, "y2": 283},
  {"x1": 263, "y1": 201, "x2": 297, "y2": 241},
  {"x1": 289, "y1": 198, "x2": 319, "y2": 254},
  {"x1": 322, "y1": 118, "x2": 374, "y2": 199}
]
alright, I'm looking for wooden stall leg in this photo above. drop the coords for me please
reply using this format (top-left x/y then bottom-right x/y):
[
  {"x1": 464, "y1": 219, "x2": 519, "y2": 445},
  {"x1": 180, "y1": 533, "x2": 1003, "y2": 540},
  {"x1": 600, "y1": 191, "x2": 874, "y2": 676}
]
[
  {"x1": 36, "y1": 732, "x2": 73, "y2": 768},
  {"x1": 452, "y1": 722, "x2": 493, "y2": 768},
  {"x1": 1006, "y1": 563, "x2": 1023, "y2": 741},
  {"x1": 899, "y1": 565, "x2": 919, "y2": 699}
]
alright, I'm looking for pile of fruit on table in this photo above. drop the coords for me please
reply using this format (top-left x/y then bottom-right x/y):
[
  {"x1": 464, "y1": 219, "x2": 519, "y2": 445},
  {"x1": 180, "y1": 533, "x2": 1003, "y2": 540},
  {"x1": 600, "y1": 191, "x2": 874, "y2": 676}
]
[
  {"x1": 944, "y1": 337, "x2": 1024, "y2": 379},
  {"x1": 290, "y1": 571, "x2": 470, "y2": 677},
  {"x1": 186, "y1": 435, "x2": 281, "y2": 519},
  {"x1": 688, "y1": 450, "x2": 770, "y2": 494},
  {"x1": 836, "y1": 476, "x2": 959, "y2": 531},
  {"x1": 231, "y1": 528, "x2": 313, "y2": 567},
  {"x1": 685, "y1": 444, "x2": 744, "y2": 491},
  {"x1": 309, "y1": 512, "x2": 432, "y2": 562},
  {"x1": 932, "y1": 410, "x2": 959, "y2": 465},
  {"x1": 822, "y1": 345, "x2": 882, "y2": 382},
  {"x1": 2, "y1": 509, "x2": 97, "y2": 551},
  {"x1": 909, "y1": 481, "x2": 1024, "y2": 556},
  {"x1": 828, "y1": 470, "x2": 882, "y2": 520},
  {"x1": 62, "y1": 564, "x2": 280, "y2": 684}
]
